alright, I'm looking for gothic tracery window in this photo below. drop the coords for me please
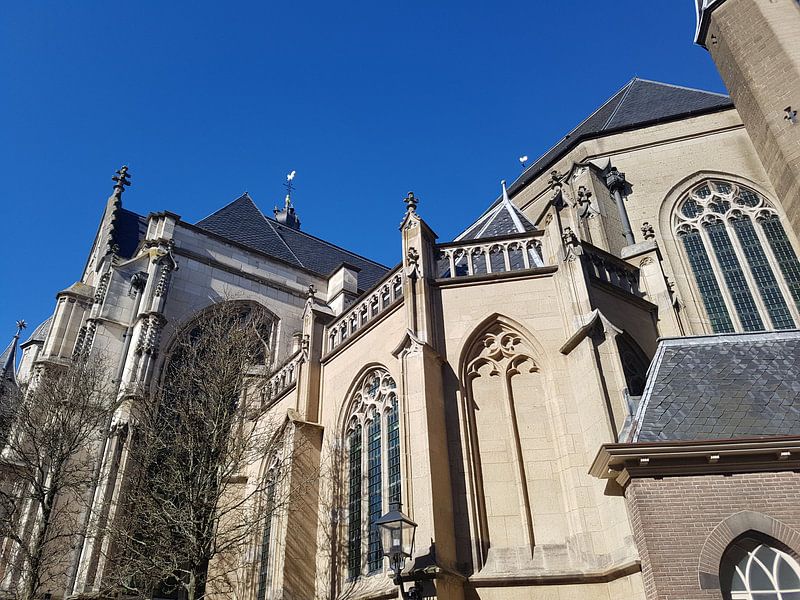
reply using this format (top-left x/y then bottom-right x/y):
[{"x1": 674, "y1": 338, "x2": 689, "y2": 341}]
[
  {"x1": 345, "y1": 368, "x2": 400, "y2": 580},
  {"x1": 721, "y1": 536, "x2": 800, "y2": 600},
  {"x1": 674, "y1": 180, "x2": 800, "y2": 333}
]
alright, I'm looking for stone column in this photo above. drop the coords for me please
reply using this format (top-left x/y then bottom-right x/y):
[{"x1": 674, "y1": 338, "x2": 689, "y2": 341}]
[{"x1": 393, "y1": 194, "x2": 463, "y2": 599}]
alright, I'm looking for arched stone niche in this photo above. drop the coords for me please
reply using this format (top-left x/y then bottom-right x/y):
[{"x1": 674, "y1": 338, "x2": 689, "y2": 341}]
[{"x1": 460, "y1": 319, "x2": 566, "y2": 573}]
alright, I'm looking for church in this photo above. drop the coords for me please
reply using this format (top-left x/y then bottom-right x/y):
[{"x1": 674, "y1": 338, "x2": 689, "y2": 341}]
[{"x1": 2, "y1": 1, "x2": 800, "y2": 598}]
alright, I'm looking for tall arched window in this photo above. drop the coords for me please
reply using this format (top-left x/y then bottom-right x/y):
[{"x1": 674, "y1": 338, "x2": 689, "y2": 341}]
[
  {"x1": 345, "y1": 368, "x2": 400, "y2": 580},
  {"x1": 720, "y1": 534, "x2": 800, "y2": 599},
  {"x1": 674, "y1": 180, "x2": 800, "y2": 333}
]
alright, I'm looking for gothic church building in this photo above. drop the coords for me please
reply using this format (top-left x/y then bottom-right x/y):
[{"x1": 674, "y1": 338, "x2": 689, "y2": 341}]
[{"x1": 3, "y1": 1, "x2": 800, "y2": 599}]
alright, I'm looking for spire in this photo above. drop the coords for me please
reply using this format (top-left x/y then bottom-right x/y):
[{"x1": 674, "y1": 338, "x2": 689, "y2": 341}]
[
  {"x1": 1, "y1": 321, "x2": 26, "y2": 386},
  {"x1": 274, "y1": 170, "x2": 301, "y2": 229},
  {"x1": 112, "y1": 165, "x2": 131, "y2": 198}
]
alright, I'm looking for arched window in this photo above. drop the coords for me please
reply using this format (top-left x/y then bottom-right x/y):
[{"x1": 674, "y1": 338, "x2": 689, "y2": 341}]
[
  {"x1": 720, "y1": 535, "x2": 800, "y2": 599},
  {"x1": 344, "y1": 368, "x2": 400, "y2": 580},
  {"x1": 674, "y1": 180, "x2": 800, "y2": 333},
  {"x1": 255, "y1": 458, "x2": 280, "y2": 600}
]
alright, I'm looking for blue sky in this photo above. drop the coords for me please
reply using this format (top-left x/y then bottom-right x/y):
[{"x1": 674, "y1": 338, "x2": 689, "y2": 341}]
[{"x1": 0, "y1": 1, "x2": 724, "y2": 344}]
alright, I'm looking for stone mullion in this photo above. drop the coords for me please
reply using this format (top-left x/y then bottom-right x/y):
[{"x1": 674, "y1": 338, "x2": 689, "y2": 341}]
[
  {"x1": 725, "y1": 217, "x2": 774, "y2": 330},
  {"x1": 755, "y1": 213, "x2": 800, "y2": 327},
  {"x1": 698, "y1": 222, "x2": 744, "y2": 331}
]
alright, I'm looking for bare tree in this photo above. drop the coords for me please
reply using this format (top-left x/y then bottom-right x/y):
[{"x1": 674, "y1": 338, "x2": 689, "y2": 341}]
[
  {"x1": 0, "y1": 356, "x2": 116, "y2": 600},
  {"x1": 109, "y1": 302, "x2": 316, "y2": 600}
]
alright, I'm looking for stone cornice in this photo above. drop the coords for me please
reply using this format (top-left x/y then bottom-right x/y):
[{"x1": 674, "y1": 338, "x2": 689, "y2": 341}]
[{"x1": 590, "y1": 436, "x2": 800, "y2": 488}]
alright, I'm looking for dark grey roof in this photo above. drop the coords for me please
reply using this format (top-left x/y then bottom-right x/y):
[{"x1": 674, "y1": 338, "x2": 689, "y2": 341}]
[
  {"x1": 21, "y1": 317, "x2": 52, "y2": 348},
  {"x1": 196, "y1": 194, "x2": 390, "y2": 291},
  {"x1": 632, "y1": 331, "x2": 800, "y2": 442},
  {"x1": 0, "y1": 339, "x2": 17, "y2": 383},
  {"x1": 461, "y1": 79, "x2": 733, "y2": 236},
  {"x1": 114, "y1": 208, "x2": 148, "y2": 259},
  {"x1": 457, "y1": 196, "x2": 538, "y2": 242}
]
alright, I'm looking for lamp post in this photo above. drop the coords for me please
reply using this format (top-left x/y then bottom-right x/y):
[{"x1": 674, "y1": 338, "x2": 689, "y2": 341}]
[{"x1": 376, "y1": 501, "x2": 423, "y2": 599}]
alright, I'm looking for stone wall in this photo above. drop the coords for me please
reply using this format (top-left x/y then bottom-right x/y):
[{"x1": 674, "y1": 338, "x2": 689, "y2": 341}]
[{"x1": 707, "y1": 0, "x2": 800, "y2": 236}]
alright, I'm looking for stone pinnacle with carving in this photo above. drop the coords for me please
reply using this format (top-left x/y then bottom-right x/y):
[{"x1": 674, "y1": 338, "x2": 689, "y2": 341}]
[
  {"x1": 404, "y1": 191, "x2": 418, "y2": 213},
  {"x1": 112, "y1": 165, "x2": 131, "y2": 197}
]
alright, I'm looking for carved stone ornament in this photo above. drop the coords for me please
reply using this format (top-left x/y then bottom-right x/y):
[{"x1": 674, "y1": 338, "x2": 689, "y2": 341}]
[
  {"x1": 466, "y1": 323, "x2": 538, "y2": 381},
  {"x1": 641, "y1": 222, "x2": 655, "y2": 240},
  {"x1": 405, "y1": 246, "x2": 422, "y2": 279}
]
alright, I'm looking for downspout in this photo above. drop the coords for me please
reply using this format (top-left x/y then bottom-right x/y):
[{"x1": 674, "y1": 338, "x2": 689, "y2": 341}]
[{"x1": 606, "y1": 167, "x2": 636, "y2": 246}]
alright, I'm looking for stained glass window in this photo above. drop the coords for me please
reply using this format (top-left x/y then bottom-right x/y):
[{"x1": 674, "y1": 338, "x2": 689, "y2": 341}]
[
  {"x1": 366, "y1": 417, "x2": 382, "y2": 573},
  {"x1": 679, "y1": 228, "x2": 734, "y2": 333},
  {"x1": 347, "y1": 426, "x2": 362, "y2": 580},
  {"x1": 674, "y1": 180, "x2": 799, "y2": 332},
  {"x1": 344, "y1": 368, "x2": 399, "y2": 580}
]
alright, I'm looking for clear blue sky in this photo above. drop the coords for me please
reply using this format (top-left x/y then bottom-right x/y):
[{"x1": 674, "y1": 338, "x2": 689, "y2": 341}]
[{"x1": 0, "y1": 1, "x2": 724, "y2": 344}]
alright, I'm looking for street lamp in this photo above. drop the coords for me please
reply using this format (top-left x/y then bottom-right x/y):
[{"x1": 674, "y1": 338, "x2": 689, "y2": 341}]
[{"x1": 375, "y1": 501, "x2": 423, "y2": 599}]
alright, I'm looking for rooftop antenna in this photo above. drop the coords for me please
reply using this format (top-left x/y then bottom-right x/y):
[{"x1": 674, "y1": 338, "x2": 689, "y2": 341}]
[{"x1": 519, "y1": 155, "x2": 528, "y2": 169}]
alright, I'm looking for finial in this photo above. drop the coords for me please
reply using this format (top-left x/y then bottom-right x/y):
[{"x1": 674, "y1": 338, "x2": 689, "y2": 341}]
[
  {"x1": 112, "y1": 165, "x2": 131, "y2": 197},
  {"x1": 307, "y1": 284, "x2": 317, "y2": 300},
  {"x1": 501, "y1": 180, "x2": 511, "y2": 204},
  {"x1": 15, "y1": 320, "x2": 27, "y2": 337},
  {"x1": 274, "y1": 170, "x2": 301, "y2": 230},
  {"x1": 404, "y1": 191, "x2": 418, "y2": 213}
]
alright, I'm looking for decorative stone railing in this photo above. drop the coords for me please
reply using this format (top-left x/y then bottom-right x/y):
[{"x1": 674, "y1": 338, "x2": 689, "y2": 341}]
[
  {"x1": 326, "y1": 267, "x2": 404, "y2": 353},
  {"x1": 435, "y1": 232, "x2": 545, "y2": 279},
  {"x1": 580, "y1": 243, "x2": 641, "y2": 296},
  {"x1": 260, "y1": 349, "x2": 303, "y2": 405}
]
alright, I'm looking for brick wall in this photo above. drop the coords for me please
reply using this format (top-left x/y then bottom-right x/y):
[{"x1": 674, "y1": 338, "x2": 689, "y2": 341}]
[{"x1": 626, "y1": 471, "x2": 800, "y2": 600}]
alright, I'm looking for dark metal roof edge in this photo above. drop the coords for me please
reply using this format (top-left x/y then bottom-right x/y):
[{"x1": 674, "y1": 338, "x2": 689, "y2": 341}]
[{"x1": 506, "y1": 101, "x2": 735, "y2": 197}]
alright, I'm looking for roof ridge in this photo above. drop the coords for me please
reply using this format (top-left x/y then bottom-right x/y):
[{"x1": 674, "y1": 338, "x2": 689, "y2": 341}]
[
  {"x1": 196, "y1": 192, "x2": 254, "y2": 224},
  {"x1": 260, "y1": 213, "x2": 305, "y2": 268},
  {"x1": 601, "y1": 78, "x2": 638, "y2": 131},
  {"x1": 631, "y1": 77, "x2": 730, "y2": 98},
  {"x1": 268, "y1": 216, "x2": 391, "y2": 271},
  {"x1": 506, "y1": 79, "x2": 634, "y2": 194}
]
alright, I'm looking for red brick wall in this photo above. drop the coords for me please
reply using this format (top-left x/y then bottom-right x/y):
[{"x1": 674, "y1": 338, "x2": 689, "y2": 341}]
[{"x1": 626, "y1": 471, "x2": 800, "y2": 600}]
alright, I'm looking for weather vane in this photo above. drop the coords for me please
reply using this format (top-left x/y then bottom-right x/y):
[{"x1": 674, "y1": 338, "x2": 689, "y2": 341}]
[{"x1": 284, "y1": 170, "x2": 297, "y2": 203}]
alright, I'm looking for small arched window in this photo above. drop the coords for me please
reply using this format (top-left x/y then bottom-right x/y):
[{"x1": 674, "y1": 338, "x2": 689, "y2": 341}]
[
  {"x1": 675, "y1": 180, "x2": 800, "y2": 333},
  {"x1": 344, "y1": 368, "x2": 400, "y2": 580},
  {"x1": 721, "y1": 535, "x2": 800, "y2": 599}
]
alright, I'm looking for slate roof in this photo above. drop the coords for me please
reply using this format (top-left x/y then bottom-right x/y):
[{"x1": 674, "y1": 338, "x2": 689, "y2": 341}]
[
  {"x1": 196, "y1": 194, "x2": 390, "y2": 291},
  {"x1": 21, "y1": 317, "x2": 52, "y2": 348},
  {"x1": 114, "y1": 208, "x2": 149, "y2": 259},
  {"x1": 456, "y1": 182, "x2": 539, "y2": 242},
  {"x1": 0, "y1": 338, "x2": 17, "y2": 384},
  {"x1": 631, "y1": 331, "x2": 800, "y2": 442},
  {"x1": 459, "y1": 79, "x2": 733, "y2": 238}
]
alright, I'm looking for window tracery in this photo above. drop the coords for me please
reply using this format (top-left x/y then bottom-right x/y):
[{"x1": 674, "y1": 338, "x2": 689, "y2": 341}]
[
  {"x1": 344, "y1": 368, "x2": 400, "y2": 580},
  {"x1": 674, "y1": 180, "x2": 800, "y2": 332},
  {"x1": 721, "y1": 537, "x2": 800, "y2": 599}
]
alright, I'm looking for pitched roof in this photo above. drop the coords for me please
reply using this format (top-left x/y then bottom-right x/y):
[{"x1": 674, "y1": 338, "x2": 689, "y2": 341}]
[
  {"x1": 460, "y1": 79, "x2": 733, "y2": 237},
  {"x1": 1, "y1": 334, "x2": 20, "y2": 386},
  {"x1": 457, "y1": 181, "x2": 539, "y2": 242},
  {"x1": 196, "y1": 194, "x2": 390, "y2": 291},
  {"x1": 114, "y1": 208, "x2": 149, "y2": 259},
  {"x1": 631, "y1": 331, "x2": 800, "y2": 442},
  {"x1": 21, "y1": 317, "x2": 52, "y2": 348}
]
